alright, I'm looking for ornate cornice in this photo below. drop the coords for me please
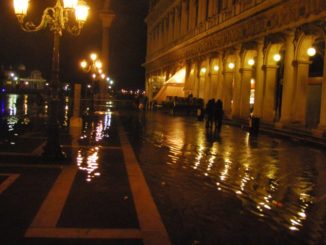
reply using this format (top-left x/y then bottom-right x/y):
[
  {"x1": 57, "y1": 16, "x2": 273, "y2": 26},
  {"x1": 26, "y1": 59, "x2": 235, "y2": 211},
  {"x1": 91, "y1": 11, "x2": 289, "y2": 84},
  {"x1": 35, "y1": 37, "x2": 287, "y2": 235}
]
[{"x1": 145, "y1": 0, "x2": 326, "y2": 74}]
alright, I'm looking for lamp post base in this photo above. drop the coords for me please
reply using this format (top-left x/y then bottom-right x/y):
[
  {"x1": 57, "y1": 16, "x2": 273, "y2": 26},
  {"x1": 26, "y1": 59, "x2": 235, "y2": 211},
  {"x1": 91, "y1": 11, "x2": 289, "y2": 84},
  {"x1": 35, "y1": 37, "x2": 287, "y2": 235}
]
[
  {"x1": 41, "y1": 99, "x2": 67, "y2": 162},
  {"x1": 42, "y1": 142, "x2": 67, "y2": 162}
]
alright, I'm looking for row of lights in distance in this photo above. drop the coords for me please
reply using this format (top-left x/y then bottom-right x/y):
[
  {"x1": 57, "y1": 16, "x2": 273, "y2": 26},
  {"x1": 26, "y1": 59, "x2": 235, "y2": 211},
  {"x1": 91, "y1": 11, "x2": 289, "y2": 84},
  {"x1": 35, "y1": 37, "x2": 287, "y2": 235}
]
[{"x1": 197, "y1": 47, "x2": 317, "y2": 74}]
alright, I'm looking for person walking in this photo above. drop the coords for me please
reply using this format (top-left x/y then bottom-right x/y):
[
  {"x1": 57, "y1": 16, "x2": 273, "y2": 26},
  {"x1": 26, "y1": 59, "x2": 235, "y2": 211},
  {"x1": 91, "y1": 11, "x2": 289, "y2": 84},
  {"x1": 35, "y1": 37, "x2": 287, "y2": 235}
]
[
  {"x1": 205, "y1": 99, "x2": 215, "y2": 129},
  {"x1": 214, "y1": 99, "x2": 224, "y2": 133}
]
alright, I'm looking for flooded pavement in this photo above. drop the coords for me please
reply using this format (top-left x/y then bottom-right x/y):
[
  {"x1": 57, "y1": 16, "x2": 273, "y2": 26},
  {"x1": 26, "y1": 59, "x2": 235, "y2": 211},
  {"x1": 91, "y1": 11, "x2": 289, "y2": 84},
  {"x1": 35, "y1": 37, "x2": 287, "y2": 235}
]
[
  {"x1": 1, "y1": 93, "x2": 326, "y2": 244},
  {"x1": 122, "y1": 110, "x2": 326, "y2": 245}
]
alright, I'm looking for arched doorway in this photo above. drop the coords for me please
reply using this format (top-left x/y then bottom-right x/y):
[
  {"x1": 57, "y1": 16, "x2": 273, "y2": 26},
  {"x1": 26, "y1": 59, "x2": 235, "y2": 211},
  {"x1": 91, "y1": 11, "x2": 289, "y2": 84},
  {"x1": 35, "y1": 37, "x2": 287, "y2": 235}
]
[
  {"x1": 307, "y1": 39, "x2": 324, "y2": 128},
  {"x1": 275, "y1": 48, "x2": 285, "y2": 122},
  {"x1": 241, "y1": 49, "x2": 257, "y2": 119},
  {"x1": 262, "y1": 42, "x2": 283, "y2": 123}
]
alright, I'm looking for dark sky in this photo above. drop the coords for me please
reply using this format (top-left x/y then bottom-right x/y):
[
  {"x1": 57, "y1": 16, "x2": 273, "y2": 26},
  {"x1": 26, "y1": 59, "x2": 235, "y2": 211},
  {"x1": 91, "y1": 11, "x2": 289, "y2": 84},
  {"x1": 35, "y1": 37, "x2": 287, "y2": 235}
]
[{"x1": 0, "y1": 0, "x2": 148, "y2": 89}]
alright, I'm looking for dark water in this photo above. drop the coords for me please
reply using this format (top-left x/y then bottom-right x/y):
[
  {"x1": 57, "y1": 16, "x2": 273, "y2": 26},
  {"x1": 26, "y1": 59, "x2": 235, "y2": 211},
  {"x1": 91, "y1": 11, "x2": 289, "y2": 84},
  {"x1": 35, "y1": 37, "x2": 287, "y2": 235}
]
[
  {"x1": 2, "y1": 95, "x2": 326, "y2": 244},
  {"x1": 123, "y1": 111, "x2": 326, "y2": 244}
]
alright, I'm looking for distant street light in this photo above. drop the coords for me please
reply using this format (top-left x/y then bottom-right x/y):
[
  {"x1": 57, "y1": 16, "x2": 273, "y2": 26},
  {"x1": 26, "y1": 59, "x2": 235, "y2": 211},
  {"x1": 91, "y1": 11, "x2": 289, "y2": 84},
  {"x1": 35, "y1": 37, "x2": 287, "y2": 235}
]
[
  {"x1": 13, "y1": 0, "x2": 89, "y2": 161},
  {"x1": 80, "y1": 53, "x2": 105, "y2": 114}
]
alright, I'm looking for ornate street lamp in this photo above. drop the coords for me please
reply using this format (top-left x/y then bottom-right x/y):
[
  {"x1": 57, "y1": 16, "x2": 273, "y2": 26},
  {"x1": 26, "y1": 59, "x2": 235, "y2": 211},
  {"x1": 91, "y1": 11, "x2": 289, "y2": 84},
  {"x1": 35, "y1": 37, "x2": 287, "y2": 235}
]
[
  {"x1": 80, "y1": 53, "x2": 105, "y2": 114},
  {"x1": 13, "y1": 0, "x2": 89, "y2": 161}
]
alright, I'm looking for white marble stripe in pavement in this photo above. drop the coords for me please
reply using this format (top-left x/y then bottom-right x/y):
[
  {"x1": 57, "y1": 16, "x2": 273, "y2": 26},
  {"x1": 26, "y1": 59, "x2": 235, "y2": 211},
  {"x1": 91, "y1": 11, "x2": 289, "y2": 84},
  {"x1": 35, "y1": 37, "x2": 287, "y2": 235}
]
[
  {"x1": 0, "y1": 173, "x2": 20, "y2": 194},
  {"x1": 118, "y1": 126, "x2": 171, "y2": 245}
]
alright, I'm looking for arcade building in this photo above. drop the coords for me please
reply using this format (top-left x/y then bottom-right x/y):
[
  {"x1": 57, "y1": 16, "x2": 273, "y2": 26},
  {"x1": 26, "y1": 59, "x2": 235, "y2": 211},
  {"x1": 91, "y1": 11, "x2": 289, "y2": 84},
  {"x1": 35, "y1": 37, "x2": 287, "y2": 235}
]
[{"x1": 144, "y1": 0, "x2": 326, "y2": 137}]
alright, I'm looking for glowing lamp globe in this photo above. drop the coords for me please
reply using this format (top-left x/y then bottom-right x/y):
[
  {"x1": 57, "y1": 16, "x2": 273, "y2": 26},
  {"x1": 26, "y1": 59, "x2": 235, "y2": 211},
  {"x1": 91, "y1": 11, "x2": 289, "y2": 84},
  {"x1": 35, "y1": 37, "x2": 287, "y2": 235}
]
[
  {"x1": 248, "y1": 59, "x2": 255, "y2": 66},
  {"x1": 75, "y1": 1, "x2": 89, "y2": 23},
  {"x1": 228, "y1": 63, "x2": 235, "y2": 69},
  {"x1": 273, "y1": 54, "x2": 281, "y2": 62},
  {"x1": 307, "y1": 47, "x2": 316, "y2": 57},
  {"x1": 13, "y1": 0, "x2": 29, "y2": 16}
]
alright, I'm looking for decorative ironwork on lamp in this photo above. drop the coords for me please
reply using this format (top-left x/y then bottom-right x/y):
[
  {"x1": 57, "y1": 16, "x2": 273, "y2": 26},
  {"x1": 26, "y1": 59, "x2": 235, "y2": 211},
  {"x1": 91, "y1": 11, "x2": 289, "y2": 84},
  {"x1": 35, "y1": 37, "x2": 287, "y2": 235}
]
[{"x1": 13, "y1": 0, "x2": 89, "y2": 161}]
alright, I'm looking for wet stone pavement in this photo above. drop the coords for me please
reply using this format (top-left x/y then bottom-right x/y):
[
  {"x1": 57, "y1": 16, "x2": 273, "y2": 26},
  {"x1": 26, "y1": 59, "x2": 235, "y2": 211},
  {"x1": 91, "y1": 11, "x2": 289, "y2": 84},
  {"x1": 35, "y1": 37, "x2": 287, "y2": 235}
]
[
  {"x1": 121, "y1": 110, "x2": 326, "y2": 245},
  {"x1": 0, "y1": 94, "x2": 326, "y2": 244}
]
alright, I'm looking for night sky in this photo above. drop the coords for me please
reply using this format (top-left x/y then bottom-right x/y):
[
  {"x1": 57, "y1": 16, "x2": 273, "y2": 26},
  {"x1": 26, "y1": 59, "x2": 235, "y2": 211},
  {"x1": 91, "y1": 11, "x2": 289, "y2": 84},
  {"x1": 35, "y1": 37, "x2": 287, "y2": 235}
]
[{"x1": 0, "y1": 0, "x2": 148, "y2": 89}]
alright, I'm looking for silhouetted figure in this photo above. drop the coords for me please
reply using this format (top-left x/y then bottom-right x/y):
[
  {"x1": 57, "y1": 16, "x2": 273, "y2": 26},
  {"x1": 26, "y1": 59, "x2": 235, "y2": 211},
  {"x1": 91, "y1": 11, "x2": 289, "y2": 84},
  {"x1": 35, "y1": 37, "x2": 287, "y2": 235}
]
[
  {"x1": 205, "y1": 99, "x2": 215, "y2": 129},
  {"x1": 214, "y1": 99, "x2": 224, "y2": 133},
  {"x1": 196, "y1": 98, "x2": 204, "y2": 121}
]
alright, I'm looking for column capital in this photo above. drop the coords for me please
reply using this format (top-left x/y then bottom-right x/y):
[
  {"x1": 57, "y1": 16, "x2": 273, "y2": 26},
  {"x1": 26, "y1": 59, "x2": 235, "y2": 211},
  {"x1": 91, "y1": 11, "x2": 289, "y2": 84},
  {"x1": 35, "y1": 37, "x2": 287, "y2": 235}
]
[
  {"x1": 293, "y1": 60, "x2": 312, "y2": 66},
  {"x1": 240, "y1": 67, "x2": 254, "y2": 73},
  {"x1": 284, "y1": 28, "x2": 296, "y2": 37},
  {"x1": 263, "y1": 64, "x2": 278, "y2": 70},
  {"x1": 256, "y1": 38, "x2": 265, "y2": 46}
]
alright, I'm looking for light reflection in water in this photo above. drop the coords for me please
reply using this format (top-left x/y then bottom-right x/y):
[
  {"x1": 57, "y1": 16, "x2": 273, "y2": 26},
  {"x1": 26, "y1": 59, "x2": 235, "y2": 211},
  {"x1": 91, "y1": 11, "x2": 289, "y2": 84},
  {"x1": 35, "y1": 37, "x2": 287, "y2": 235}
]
[
  {"x1": 193, "y1": 146, "x2": 204, "y2": 170},
  {"x1": 8, "y1": 94, "x2": 17, "y2": 116},
  {"x1": 77, "y1": 147, "x2": 101, "y2": 182},
  {"x1": 205, "y1": 147, "x2": 217, "y2": 176},
  {"x1": 44, "y1": 102, "x2": 48, "y2": 115},
  {"x1": 6, "y1": 94, "x2": 19, "y2": 132},
  {"x1": 63, "y1": 96, "x2": 70, "y2": 127},
  {"x1": 166, "y1": 125, "x2": 185, "y2": 165},
  {"x1": 220, "y1": 154, "x2": 231, "y2": 182},
  {"x1": 95, "y1": 120, "x2": 104, "y2": 142},
  {"x1": 24, "y1": 95, "x2": 28, "y2": 115},
  {"x1": 141, "y1": 114, "x2": 320, "y2": 234},
  {"x1": 76, "y1": 111, "x2": 112, "y2": 182}
]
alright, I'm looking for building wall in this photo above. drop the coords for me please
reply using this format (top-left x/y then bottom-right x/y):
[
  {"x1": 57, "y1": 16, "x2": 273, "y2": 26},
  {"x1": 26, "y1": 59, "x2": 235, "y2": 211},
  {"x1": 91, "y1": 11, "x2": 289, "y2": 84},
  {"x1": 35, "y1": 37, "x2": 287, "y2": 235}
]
[{"x1": 144, "y1": 0, "x2": 326, "y2": 135}]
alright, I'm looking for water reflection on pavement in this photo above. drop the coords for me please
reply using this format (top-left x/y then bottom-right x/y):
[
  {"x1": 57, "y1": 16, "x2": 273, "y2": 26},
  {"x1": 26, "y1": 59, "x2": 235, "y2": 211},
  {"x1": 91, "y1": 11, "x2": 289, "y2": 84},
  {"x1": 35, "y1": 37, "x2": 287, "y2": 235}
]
[{"x1": 123, "y1": 111, "x2": 326, "y2": 244}]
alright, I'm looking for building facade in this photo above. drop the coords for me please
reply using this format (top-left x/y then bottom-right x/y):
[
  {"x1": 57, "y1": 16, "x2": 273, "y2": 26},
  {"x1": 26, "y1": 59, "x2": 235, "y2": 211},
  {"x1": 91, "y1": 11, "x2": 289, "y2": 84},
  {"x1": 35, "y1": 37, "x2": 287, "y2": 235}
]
[
  {"x1": 1, "y1": 69, "x2": 46, "y2": 92},
  {"x1": 144, "y1": 0, "x2": 326, "y2": 136}
]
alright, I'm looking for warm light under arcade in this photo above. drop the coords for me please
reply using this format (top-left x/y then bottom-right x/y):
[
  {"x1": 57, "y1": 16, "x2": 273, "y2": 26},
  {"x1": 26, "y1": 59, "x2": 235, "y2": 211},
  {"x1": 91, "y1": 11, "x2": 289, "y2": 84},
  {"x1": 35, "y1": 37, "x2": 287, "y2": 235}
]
[
  {"x1": 250, "y1": 78, "x2": 255, "y2": 105},
  {"x1": 248, "y1": 59, "x2": 255, "y2": 66},
  {"x1": 273, "y1": 54, "x2": 281, "y2": 62},
  {"x1": 307, "y1": 47, "x2": 316, "y2": 57},
  {"x1": 166, "y1": 68, "x2": 186, "y2": 84},
  {"x1": 13, "y1": 0, "x2": 29, "y2": 15}
]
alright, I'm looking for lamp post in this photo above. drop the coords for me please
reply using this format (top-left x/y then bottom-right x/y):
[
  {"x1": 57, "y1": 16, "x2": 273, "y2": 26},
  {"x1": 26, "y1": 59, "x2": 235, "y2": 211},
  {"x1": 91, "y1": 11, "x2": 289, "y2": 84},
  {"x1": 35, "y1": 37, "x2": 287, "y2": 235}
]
[
  {"x1": 80, "y1": 53, "x2": 104, "y2": 114},
  {"x1": 13, "y1": 0, "x2": 89, "y2": 161}
]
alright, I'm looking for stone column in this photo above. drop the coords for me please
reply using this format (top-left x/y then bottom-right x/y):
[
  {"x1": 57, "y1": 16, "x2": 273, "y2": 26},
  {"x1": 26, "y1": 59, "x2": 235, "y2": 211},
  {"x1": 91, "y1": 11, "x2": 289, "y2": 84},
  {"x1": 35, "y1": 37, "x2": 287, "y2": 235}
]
[
  {"x1": 253, "y1": 39, "x2": 265, "y2": 117},
  {"x1": 210, "y1": 73, "x2": 218, "y2": 99},
  {"x1": 223, "y1": 68, "x2": 234, "y2": 118},
  {"x1": 279, "y1": 30, "x2": 295, "y2": 125},
  {"x1": 232, "y1": 49, "x2": 242, "y2": 119},
  {"x1": 194, "y1": 63, "x2": 200, "y2": 98},
  {"x1": 174, "y1": 6, "x2": 180, "y2": 39},
  {"x1": 314, "y1": 39, "x2": 326, "y2": 136},
  {"x1": 169, "y1": 12, "x2": 174, "y2": 42},
  {"x1": 292, "y1": 60, "x2": 310, "y2": 124},
  {"x1": 181, "y1": 0, "x2": 188, "y2": 34},
  {"x1": 100, "y1": 0, "x2": 115, "y2": 100},
  {"x1": 208, "y1": 0, "x2": 216, "y2": 17},
  {"x1": 240, "y1": 68, "x2": 253, "y2": 120},
  {"x1": 216, "y1": 55, "x2": 224, "y2": 100},
  {"x1": 262, "y1": 65, "x2": 278, "y2": 123},
  {"x1": 69, "y1": 83, "x2": 82, "y2": 129},
  {"x1": 204, "y1": 58, "x2": 213, "y2": 100}
]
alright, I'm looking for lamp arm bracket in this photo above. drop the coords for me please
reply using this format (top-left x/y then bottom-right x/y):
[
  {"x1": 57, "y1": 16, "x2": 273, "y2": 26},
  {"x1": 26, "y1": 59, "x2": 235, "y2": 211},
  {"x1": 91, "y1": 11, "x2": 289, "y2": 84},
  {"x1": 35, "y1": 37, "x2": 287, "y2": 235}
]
[
  {"x1": 66, "y1": 23, "x2": 83, "y2": 36},
  {"x1": 17, "y1": 7, "x2": 56, "y2": 32}
]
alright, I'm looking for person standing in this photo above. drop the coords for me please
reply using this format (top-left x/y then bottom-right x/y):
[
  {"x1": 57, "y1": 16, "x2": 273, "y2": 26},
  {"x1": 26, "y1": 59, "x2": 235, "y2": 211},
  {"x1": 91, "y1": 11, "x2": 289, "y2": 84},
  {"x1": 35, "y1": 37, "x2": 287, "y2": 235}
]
[
  {"x1": 214, "y1": 99, "x2": 224, "y2": 133},
  {"x1": 205, "y1": 99, "x2": 215, "y2": 129}
]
